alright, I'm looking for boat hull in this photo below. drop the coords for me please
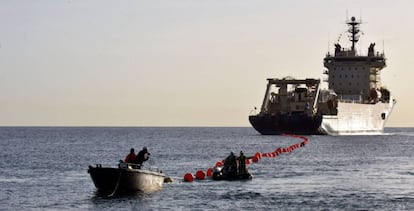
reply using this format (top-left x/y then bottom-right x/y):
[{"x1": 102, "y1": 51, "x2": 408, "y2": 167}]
[
  {"x1": 249, "y1": 112, "x2": 323, "y2": 135},
  {"x1": 88, "y1": 165, "x2": 165, "y2": 195},
  {"x1": 212, "y1": 172, "x2": 252, "y2": 181},
  {"x1": 320, "y1": 100, "x2": 395, "y2": 135},
  {"x1": 249, "y1": 99, "x2": 395, "y2": 136},
  {"x1": 211, "y1": 167, "x2": 252, "y2": 181}
]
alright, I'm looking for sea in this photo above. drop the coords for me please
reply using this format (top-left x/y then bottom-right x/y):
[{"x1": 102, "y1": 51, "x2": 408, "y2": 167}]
[{"x1": 1, "y1": 127, "x2": 414, "y2": 210}]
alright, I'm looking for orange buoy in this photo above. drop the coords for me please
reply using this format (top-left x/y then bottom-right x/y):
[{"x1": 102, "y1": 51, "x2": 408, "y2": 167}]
[
  {"x1": 206, "y1": 168, "x2": 213, "y2": 177},
  {"x1": 252, "y1": 156, "x2": 259, "y2": 163},
  {"x1": 195, "y1": 170, "x2": 205, "y2": 180},
  {"x1": 183, "y1": 173, "x2": 194, "y2": 182},
  {"x1": 246, "y1": 159, "x2": 251, "y2": 164},
  {"x1": 215, "y1": 161, "x2": 223, "y2": 167},
  {"x1": 255, "y1": 152, "x2": 261, "y2": 159}
]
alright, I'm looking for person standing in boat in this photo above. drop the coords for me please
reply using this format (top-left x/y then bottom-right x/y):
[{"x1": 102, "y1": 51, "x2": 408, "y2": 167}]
[
  {"x1": 238, "y1": 151, "x2": 247, "y2": 175},
  {"x1": 124, "y1": 148, "x2": 136, "y2": 163},
  {"x1": 223, "y1": 152, "x2": 237, "y2": 177},
  {"x1": 135, "y1": 147, "x2": 150, "y2": 168}
]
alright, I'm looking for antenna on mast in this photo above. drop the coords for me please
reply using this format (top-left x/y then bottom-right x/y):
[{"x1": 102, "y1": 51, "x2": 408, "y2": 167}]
[
  {"x1": 328, "y1": 39, "x2": 330, "y2": 54},
  {"x1": 346, "y1": 10, "x2": 348, "y2": 21},
  {"x1": 346, "y1": 16, "x2": 361, "y2": 52}
]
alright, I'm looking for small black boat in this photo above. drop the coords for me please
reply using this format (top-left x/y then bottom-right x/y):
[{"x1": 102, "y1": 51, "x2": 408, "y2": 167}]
[
  {"x1": 88, "y1": 163, "x2": 166, "y2": 195},
  {"x1": 211, "y1": 166, "x2": 252, "y2": 181}
]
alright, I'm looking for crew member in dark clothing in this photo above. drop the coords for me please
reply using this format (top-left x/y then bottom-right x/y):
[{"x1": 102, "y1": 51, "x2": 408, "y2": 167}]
[
  {"x1": 124, "y1": 148, "x2": 136, "y2": 163},
  {"x1": 135, "y1": 147, "x2": 150, "y2": 168},
  {"x1": 223, "y1": 152, "x2": 237, "y2": 177},
  {"x1": 238, "y1": 151, "x2": 247, "y2": 175}
]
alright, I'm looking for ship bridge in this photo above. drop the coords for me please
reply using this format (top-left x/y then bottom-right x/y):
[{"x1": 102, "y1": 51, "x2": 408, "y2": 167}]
[{"x1": 323, "y1": 16, "x2": 386, "y2": 102}]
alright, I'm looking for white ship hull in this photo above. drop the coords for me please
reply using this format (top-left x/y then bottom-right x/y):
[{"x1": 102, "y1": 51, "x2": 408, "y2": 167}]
[{"x1": 320, "y1": 98, "x2": 396, "y2": 135}]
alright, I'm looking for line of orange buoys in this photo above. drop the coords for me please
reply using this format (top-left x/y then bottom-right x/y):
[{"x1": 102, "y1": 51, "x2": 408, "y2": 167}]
[{"x1": 182, "y1": 134, "x2": 309, "y2": 182}]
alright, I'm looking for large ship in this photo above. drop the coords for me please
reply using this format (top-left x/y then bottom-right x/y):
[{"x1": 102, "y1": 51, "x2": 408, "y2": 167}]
[{"x1": 249, "y1": 16, "x2": 396, "y2": 135}]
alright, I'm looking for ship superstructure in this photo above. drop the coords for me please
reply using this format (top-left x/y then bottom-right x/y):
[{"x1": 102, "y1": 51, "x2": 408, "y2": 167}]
[
  {"x1": 249, "y1": 16, "x2": 396, "y2": 135},
  {"x1": 318, "y1": 16, "x2": 396, "y2": 135},
  {"x1": 249, "y1": 78, "x2": 322, "y2": 135}
]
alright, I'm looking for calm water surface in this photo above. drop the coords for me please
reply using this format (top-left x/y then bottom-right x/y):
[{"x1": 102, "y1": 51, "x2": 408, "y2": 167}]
[{"x1": 0, "y1": 127, "x2": 414, "y2": 210}]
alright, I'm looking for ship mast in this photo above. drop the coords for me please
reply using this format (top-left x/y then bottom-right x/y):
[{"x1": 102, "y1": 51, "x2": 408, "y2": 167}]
[{"x1": 347, "y1": 16, "x2": 360, "y2": 52}]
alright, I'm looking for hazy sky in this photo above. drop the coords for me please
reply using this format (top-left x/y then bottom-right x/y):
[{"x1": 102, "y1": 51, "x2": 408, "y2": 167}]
[{"x1": 1, "y1": 0, "x2": 413, "y2": 127}]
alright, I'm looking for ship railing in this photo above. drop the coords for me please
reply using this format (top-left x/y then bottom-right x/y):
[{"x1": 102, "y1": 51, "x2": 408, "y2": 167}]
[
  {"x1": 120, "y1": 162, "x2": 163, "y2": 173},
  {"x1": 90, "y1": 162, "x2": 163, "y2": 173},
  {"x1": 337, "y1": 99, "x2": 362, "y2": 104}
]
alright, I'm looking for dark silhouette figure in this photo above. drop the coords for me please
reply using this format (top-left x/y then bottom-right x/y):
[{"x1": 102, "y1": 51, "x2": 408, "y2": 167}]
[
  {"x1": 135, "y1": 147, "x2": 150, "y2": 168},
  {"x1": 238, "y1": 151, "x2": 247, "y2": 175}
]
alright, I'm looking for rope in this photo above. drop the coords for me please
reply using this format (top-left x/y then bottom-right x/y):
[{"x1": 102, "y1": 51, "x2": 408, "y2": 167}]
[{"x1": 108, "y1": 169, "x2": 122, "y2": 197}]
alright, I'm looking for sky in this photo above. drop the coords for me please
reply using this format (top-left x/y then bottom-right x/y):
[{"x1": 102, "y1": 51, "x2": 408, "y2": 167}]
[{"x1": 0, "y1": 0, "x2": 413, "y2": 127}]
